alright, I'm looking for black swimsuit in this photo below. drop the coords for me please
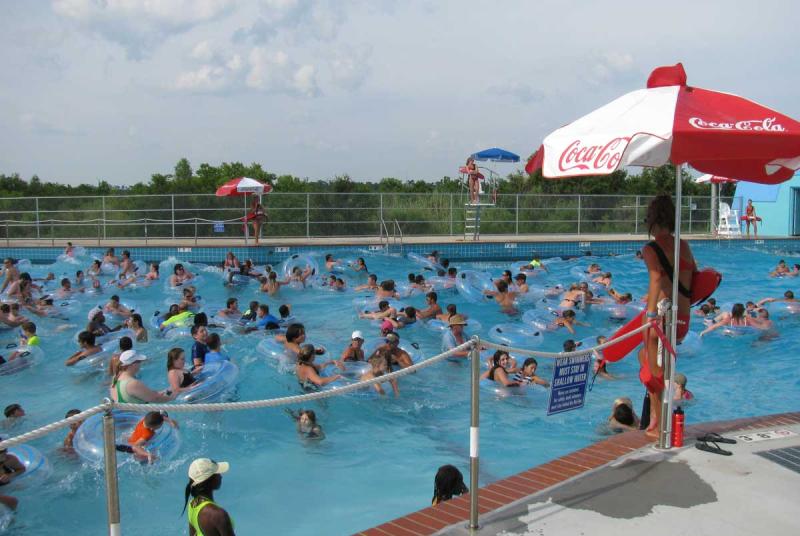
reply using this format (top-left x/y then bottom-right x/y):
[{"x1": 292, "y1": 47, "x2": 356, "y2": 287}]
[{"x1": 180, "y1": 371, "x2": 195, "y2": 388}]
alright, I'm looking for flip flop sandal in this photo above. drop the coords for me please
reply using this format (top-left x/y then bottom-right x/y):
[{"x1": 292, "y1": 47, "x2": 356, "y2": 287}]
[
  {"x1": 696, "y1": 432, "x2": 737, "y2": 444},
  {"x1": 695, "y1": 440, "x2": 732, "y2": 456}
]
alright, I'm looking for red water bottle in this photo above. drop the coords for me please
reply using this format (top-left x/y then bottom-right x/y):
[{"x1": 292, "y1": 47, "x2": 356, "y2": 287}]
[{"x1": 671, "y1": 406, "x2": 685, "y2": 447}]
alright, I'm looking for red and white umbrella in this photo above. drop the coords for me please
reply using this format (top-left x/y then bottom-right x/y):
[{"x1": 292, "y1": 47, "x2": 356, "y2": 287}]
[
  {"x1": 215, "y1": 177, "x2": 272, "y2": 197},
  {"x1": 525, "y1": 63, "x2": 800, "y2": 447},
  {"x1": 694, "y1": 174, "x2": 738, "y2": 184}
]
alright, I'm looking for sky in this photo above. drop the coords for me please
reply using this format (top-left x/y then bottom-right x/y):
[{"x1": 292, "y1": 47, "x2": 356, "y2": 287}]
[{"x1": 1, "y1": 0, "x2": 799, "y2": 186}]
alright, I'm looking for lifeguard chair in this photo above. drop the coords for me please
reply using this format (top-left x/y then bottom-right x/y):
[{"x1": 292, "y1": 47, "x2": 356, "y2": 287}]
[{"x1": 460, "y1": 148, "x2": 520, "y2": 240}]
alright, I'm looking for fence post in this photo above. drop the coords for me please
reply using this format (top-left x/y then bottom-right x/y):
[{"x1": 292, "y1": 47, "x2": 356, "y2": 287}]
[
  {"x1": 515, "y1": 194, "x2": 520, "y2": 235},
  {"x1": 688, "y1": 195, "x2": 693, "y2": 233},
  {"x1": 449, "y1": 194, "x2": 454, "y2": 236},
  {"x1": 6, "y1": 221, "x2": 9, "y2": 246},
  {"x1": 306, "y1": 194, "x2": 311, "y2": 239},
  {"x1": 577, "y1": 195, "x2": 582, "y2": 235},
  {"x1": 102, "y1": 407, "x2": 122, "y2": 536},
  {"x1": 194, "y1": 218, "x2": 198, "y2": 246},
  {"x1": 171, "y1": 195, "x2": 175, "y2": 239},
  {"x1": 35, "y1": 197, "x2": 40, "y2": 240},
  {"x1": 144, "y1": 219, "x2": 148, "y2": 245},
  {"x1": 635, "y1": 195, "x2": 640, "y2": 234},
  {"x1": 468, "y1": 337, "x2": 481, "y2": 530},
  {"x1": 50, "y1": 220, "x2": 54, "y2": 247},
  {"x1": 102, "y1": 196, "x2": 107, "y2": 241}
]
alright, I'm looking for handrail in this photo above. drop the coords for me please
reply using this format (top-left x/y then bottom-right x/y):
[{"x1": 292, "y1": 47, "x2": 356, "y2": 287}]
[{"x1": 393, "y1": 218, "x2": 403, "y2": 254}]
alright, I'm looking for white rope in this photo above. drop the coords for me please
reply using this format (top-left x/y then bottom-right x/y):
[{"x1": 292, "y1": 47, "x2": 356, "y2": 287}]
[
  {"x1": 112, "y1": 341, "x2": 475, "y2": 413},
  {"x1": 0, "y1": 404, "x2": 110, "y2": 450},
  {"x1": 481, "y1": 319, "x2": 653, "y2": 359}
]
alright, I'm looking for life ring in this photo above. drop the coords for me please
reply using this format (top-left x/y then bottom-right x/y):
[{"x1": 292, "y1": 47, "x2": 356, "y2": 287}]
[
  {"x1": 522, "y1": 308, "x2": 562, "y2": 332},
  {"x1": 406, "y1": 252, "x2": 444, "y2": 272},
  {"x1": 103, "y1": 300, "x2": 138, "y2": 320},
  {"x1": 717, "y1": 325, "x2": 762, "y2": 338},
  {"x1": 425, "y1": 276, "x2": 456, "y2": 292},
  {"x1": 68, "y1": 343, "x2": 117, "y2": 372},
  {"x1": 73, "y1": 328, "x2": 136, "y2": 347},
  {"x1": 176, "y1": 361, "x2": 239, "y2": 403},
  {"x1": 4, "y1": 445, "x2": 52, "y2": 490},
  {"x1": 47, "y1": 299, "x2": 81, "y2": 317},
  {"x1": 423, "y1": 318, "x2": 482, "y2": 335},
  {"x1": 257, "y1": 338, "x2": 327, "y2": 373},
  {"x1": 589, "y1": 302, "x2": 642, "y2": 323},
  {"x1": 488, "y1": 323, "x2": 544, "y2": 348},
  {"x1": 0, "y1": 345, "x2": 43, "y2": 376},
  {"x1": 280, "y1": 254, "x2": 319, "y2": 279},
  {"x1": 100, "y1": 261, "x2": 118, "y2": 275},
  {"x1": 480, "y1": 379, "x2": 535, "y2": 399},
  {"x1": 73, "y1": 411, "x2": 181, "y2": 465},
  {"x1": 456, "y1": 271, "x2": 495, "y2": 303},
  {"x1": 0, "y1": 503, "x2": 12, "y2": 532}
]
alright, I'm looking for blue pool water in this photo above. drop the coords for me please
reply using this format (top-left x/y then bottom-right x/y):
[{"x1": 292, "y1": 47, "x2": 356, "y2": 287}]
[{"x1": 0, "y1": 243, "x2": 798, "y2": 535}]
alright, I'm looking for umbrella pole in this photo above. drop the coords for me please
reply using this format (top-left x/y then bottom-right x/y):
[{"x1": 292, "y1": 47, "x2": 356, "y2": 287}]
[
  {"x1": 658, "y1": 163, "x2": 682, "y2": 449},
  {"x1": 244, "y1": 194, "x2": 249, "y2": 246}
]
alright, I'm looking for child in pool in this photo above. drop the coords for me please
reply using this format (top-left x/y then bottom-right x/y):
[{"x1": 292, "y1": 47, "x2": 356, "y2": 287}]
[
  {"x1": 115, "y1": 411, "x2": 168, "y2": 464},
  {"x1": 285, "y1": 409, "x2": 325, "y2": 440}
]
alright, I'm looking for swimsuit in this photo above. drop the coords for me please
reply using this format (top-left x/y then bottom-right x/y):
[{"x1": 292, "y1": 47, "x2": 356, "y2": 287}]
[
  {"x1": 114, "y1": 379, "x2": 147, "y2": 404},
  {"x1": 180, "y1": 371, "x2": 195, "y2": 388},
  {"x1": 188, "y1": 497, "x2": 234, "y2": 536}
]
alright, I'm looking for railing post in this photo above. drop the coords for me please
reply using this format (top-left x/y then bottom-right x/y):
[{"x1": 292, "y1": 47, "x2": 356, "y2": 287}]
[
  {"x1": 50, "y1": 220, "x2": 54, "y2": 247},
  {"x1": 194, "y1": 217, "x2": 198, "y2": 246},
  {"x1": 102, "y1": 196, "x2": 107, "y2": 241},
  {"x1": 635, "y1": 195, "x2": 640, "y2": 234},
  {"x1": 449, "y1": 194, "x2": 454, "y2": 236},
  {"x1": 306, "y1": 193, "x2": 311, "y2": 239},
  {"x1": 35, "y1": 197, "x2": 40, "y2": 240},
  {"x1": 657, "y1": 300, "x2": 674, "y2": 450},
  {"x1": 688, "y1": 195, "x2": 693, "y2": 233},
  {"x1": 144, "y1": 219, "x2": 148, "y2": 245},
  {"x1": 171, "y1": 195, "x2": 175, "y2": 239},
  {"x1": 577, "y1": 195, "x2": 582, "y2": 235},
  {"x1": 515, "y1": 194, "x2": 519, "y2": 235},
  {"x1": 468, "y1": 337, "x2": 481, "y2": 531},
  {"x1": 102, "y1": 407, "x2": 122, "y2": 536},
  {"x1": 6, "y1": 221, "x2": 9, "y2": 246}
]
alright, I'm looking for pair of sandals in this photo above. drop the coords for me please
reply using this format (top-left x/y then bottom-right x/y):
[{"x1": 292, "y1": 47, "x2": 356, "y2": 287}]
[{"x1": 695, "y1": 432, "x2": 737, "y2": 456}]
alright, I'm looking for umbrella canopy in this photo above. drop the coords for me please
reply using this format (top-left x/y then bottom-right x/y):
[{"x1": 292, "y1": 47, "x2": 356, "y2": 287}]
[
  {"x1": 525, "y1": 63, "x2": 800, "y2": 183},
  {"x1": 215, "y1": 177, "x2": 272, "y2": 197},
  {"x1": 472, "y1": 147, "x2": 520, "y2": 163},
  {"x1": 694, "y1": 174, "x2": 738, "y2": 184}
]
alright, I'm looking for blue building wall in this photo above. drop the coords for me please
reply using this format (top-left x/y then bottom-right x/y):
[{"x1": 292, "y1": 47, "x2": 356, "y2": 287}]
[{"x1": 734, "y1": 171, "x2": 800, "y2": 236}]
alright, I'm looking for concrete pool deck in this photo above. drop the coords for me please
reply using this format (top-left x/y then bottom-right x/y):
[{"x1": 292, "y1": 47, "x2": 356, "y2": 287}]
[{"x1": 355, "y1": 411, "x2": 800, "y2": 536}]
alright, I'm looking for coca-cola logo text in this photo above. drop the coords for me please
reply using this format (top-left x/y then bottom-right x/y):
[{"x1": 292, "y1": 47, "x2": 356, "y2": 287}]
[
  {"x1": 688, "y1": 117, "x2": 786, "y2": 132},
  {"x1": 558, "y1": 137, "x2": 630, "y2": 173}
]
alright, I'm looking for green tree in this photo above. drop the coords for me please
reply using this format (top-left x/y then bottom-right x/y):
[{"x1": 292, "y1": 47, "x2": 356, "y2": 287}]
[{"x1": 174, "y1": 158, "x2": 193, "y2": 182}]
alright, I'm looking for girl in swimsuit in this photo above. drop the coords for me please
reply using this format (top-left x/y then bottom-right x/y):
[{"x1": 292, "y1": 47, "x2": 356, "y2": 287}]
[
  {"x1": 250, "y1": 199, "x2": 266, "y2": 245},
  {"x1": 295, "y1": 344, "x2": 341, "y2": 390},
  {"x1": 744, "y1": 199, "x2": 758, "y2": 238},
  {"x1": 640, "y1": 195, "x2": 696, "y2": 438},
  {"x1": 222, "y1": 252, "x2": 240, "y2": 271},
  {"x1": 480, "y1": 351, "x2": 520, "y2": 387},
  {"x1": 167, "y1": 348, "x2": 196, "y2": 393},
  {"x1": 465, "y1": 157, "x2": 480, "y2": 204}
]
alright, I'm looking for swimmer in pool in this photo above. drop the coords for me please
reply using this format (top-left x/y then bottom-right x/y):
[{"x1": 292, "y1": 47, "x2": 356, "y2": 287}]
[
  {"x1": 546, "y1": 309, "x2": 588, "y2": 335},
  {"x1": 672, "y1": 372, "x2": 694, "y2": 403},
  {"x1": 481, "y1": 350, "x2": 520, "y2": 387},
  {"x1": 370, "y1": 332, "x2": 414, "y2": 369},
  {"x1": 217, "y1": 298, "x2": 241, "y2": 319},
  {"x1": 769, "y1": 259, "x2": 790, "y2": 277},
  {"x1": 386, "y1": 306, "x2": 417, "y2": 329},
  {"x1": 512, "y1": 357, "x2": 550, "y2": 387},
  {"x1": 586, "y1": 263, "x2": 602, "y2": 274},
  {"x1": 0, "y1": 444, "x2": 26, "y2": 485},
  {"x1": 354, "y1": 274, "x2": 379, "y2": 292},
  {"x1": 103, "y1": 248, "x2": 120, "y2": 267},
  {"x1": 116, "y1": 411, "x2": 165, "y2": 464},
  {"x1": 375, "y1": 280, "x2": 399, "y2": 300},
  {"x1": 222, "y1": 251, "x2": 240, "y2": 271},
  {"x1": 757, "y1": 290, "x2": 798, "y2": 307},
  {"x1": 336, "y1": 330, "x2": 365, "y2": 368},
  {"x1": 483, "y1": 280, "x2": 518, "y2": 315},
  {"x1": 64, "y1": 331, "x2": 104, "y2": 366},
  {"x1": 169, "y1": 264, "x2": 194, "y2": 287},
  {"x1": 296, "y1": 344, "x2": 341, "y2": 390},
  {"x1": 289, "y1": 266, "x2": 315, "y2": 287},
  {"x1": 276, "y1": 323, "x2": 325, "y2": 357},
  {"x1": 559, "y1": 285, "x2": 584, "y2": 309},
  {"x1": 360, "y1": 348, "x2": 400, "y2": 396},
  {"x1": 324, "y1": 254, "x2": 342, "y2": 272},
  {"x1": 608, "y1": 288, "x2": 633, "y2": 304},
  {"x1": 607, "y1": 398, "x2": 640, "y2": 432},
  {"x1": 166, "y1": 348, "x2": 197, "y2": 394},
  {"x1": 126, "y1": 313, "x2": 148, "y2": 342},
  {"x1": 590, "y1": 335, "x2": 615, "y2": 380},
  {"x1": 513, "y1": 273, "x2": 529, "y2": 294},
  {"x1": 592, "y1": 272, "x2": 613, "y2": 287},
  {"x1": 261, "y1": 271, "x2": 290, "y2": 296},
  {"x1": 285, "y1": 409, "x2": 325, "y2": 439},
  {"x1": 351, "y1": 257, "x2": 368, "y2": 273},
  {"x1": 145, "y1": 263, "x2": 159, "y2": 282},
  {"x1": 417, "y1": 292, "x2": 442, "y2": 320},
  {"x1": 359, "y1": 300, "x2": 398, "y2": 320},
  {"x1": 700, "y1": 303, "x2": 756, "y2": 337},
  {"x1": 86, "y1": 308, "x2": 122, "y2": 337},
  {"x1": 104, "y1": 295, "x2": 133, "y2": 319}
]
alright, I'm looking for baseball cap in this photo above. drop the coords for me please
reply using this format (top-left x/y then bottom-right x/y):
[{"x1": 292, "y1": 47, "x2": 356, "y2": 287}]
[
  {"x1": 448, "y1": 314, "x2": 467, "y2": 326},
  {"x1": 119, "y1": 350, "x2": 147, "y2": 366},
  {"x1": 351, "y1": 330, "x2": 364, "y2": 340},
  {"x1": 188, "y1": 458, "x2": 229, "y2": 485}
]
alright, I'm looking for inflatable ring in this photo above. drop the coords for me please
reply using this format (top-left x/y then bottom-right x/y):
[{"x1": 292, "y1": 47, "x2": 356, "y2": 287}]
[
  {"x1": 73, "y1": 411, "x2": 181, "y2": 465},
  {"x1": 480, "y1": 379, "x2": 535, "y2": 399},
  {"x1": 425, "y1": 276, "x2": 457, "y2": 292},
  {"x1": 280, "y1": 254, "x2": 319, "y2": 280},
  {"x1": 69, "y1": 343, "x2": 116, "y2": 372},
  {"x1": 47, "y1": 299, "x2": 81, "y2": 317},
  {"x1": 406, "y1": 252, "x2": 444, "y2": 272},
  {"x1": 73, "y1": 328, "x2": 136, "y2": 346},
  {"x1": 522, "y1": 308, "x2": 562, "y2": 332},
  {"x1": 4, "y1": 445, "x2": 52, "y2": 489},
  {"x1": 718, "y1": 325, "x2": 761, "y2": 338},
  {"x1": 488, "y1": 323, "x2": 544, "y2": 348},
  {"x1": 0, "y1": 503, "x2": 12, "y2": 532},
  {"x1": 0, "y1": 345, "x2": 43, "y2": 376},
  {"x1": 456, "y1": 271, "x2": 495, "y2": 303},
  {"x1": 590, "y1": 302, "x2": 641, "y2": 323},
  {"x1": 176, "y1": 361, "x2": 239, "y2": 403},
  {"x1": 424, "y1": 318, "x2": 482, "y2": 335}
]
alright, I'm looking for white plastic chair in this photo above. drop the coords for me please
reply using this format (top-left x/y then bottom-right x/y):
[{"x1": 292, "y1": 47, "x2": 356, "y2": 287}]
[{"x1": 717, "y1": 202, "x2": 741, "y2": 236}]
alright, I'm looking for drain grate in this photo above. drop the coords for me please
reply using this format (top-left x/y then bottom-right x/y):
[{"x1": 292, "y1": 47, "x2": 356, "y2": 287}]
[{"x1": 755, "y1": 446, "x2": 800, "y2": 475}]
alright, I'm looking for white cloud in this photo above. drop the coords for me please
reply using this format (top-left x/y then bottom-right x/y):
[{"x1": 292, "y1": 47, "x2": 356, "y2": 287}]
[
  {"x1": 52, "y1": 0, "x2": 235, "y2": 59},
  {"x1": 174, "y1": 65, "x2": 231, "y2": 92},
  {"x1": 486, "y1": 82, "x2": 544, "y2": 104},
  {"x1": 329, "y1": 45, "x2": 372, "y2": 91},
  {"x1": 235, "y1": 0, "x2": 346, "y2": 44},
  {"x1": 245, "y1": 47, "x2": 319, "y2": 97}
]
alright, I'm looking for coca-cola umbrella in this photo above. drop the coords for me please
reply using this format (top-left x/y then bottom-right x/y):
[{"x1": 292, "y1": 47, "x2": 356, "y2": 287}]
[
  {"x1": 695, "y1": 174, "x2": 738, "y2": 230},
  {"x1": 215, "y1": 177, "x2": 273, "y2": 244},
  {"x1": 525, "y1": 62, "x2": 800, "y2": 446}
]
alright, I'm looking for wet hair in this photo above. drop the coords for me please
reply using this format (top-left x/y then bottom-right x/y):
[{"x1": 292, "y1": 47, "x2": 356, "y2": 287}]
[
  {"x1": 426, "y1": 291, "x2": 438, "y2": 302},
  {"x1": 502, "y1": 270, "x2": 512, "y2": 280},
  {"x1": 150, "y1": 263, "x2": 159, "y2": 273},
  {"x1": 65, "y1": 408, "x2": 81, "y2": 419},
  {"x1": 299, "y1": 409, "x2": 317, "y2": 424},
  {"x1": 731, "y1": 303, "x2": 745, "y2": 320},
  {"x1": 258, "y1": 304, "x2": 269, "y2": 314},
  {"x1": 297, "y1": 343, "x2": 315, "y2": 364},
  {"x1": 130, "y1": 313, "x2": 143, "y2": 328},
  {"x1": 173, "y1": 263, "x2": 185, "y2": 274},
  {"x1": 190, "y1": 324, "x2": 206, "y2": 337},
  {"x1": 646, "y1": 194, "x2": 676, "y2": 234},
  {"x1": 377, "y1": 300, "x2": 390, "y2": 311},
  {"x1": 4, "y1": 404, "x2": 22, "y2": 418},
  {"x1": 78, "y1": 331, "x2": 96, "y2": 346},
  {"x1": 699, "y1": 304, "x2": 710, "y2": 314},
  {"x1": 407, "y1": 273, "x2": 416, "y2": 283},
  {"x1": 515, "y1": 273, "x2": 527, "y2": 282},
  {"x1": 21, "y1": 321, "x2": 36, "y2": 334},
  {"x1": 707, "y1": 298, "x2": 717, "y2": 306},
  {"x1": 563, "y1": 339, "x2": 577, "y2": 352},
  {"x1": 368, "y1": 274, "x2": 377, "y2": 282},
  {"x1": 206, "y1": 333, "x2": 221, "y2": 351},
  {"x1": 490, "y1": 350, "x2": 509, "y2": 368},
  {"x1": 226, "y1": 297, "x2": 238, "y2": 308},
  {"x1": 404, "y1": 306, "x2": 417, "y2": 319},
  {"x1": 279, "y1": 304, "x2": 290, "y2": 318},
  {"x1": 380, "y1": 280, "x2": 396, "y2": 291},
  {"x1": 144, "y1": 411, "x2": 164, "y2": 428},
  {"x1": 118, "y1": 336, "x2": 133, "y2": 352},
  {"x1": 441, "y1": 259, "x2": 450, "y2": 268},
  {"x1": 785, "y1": 290, "x2": 795, "y2": 299},
  {"x1": 414, "y1": 275, "x2": 425, "y2": 285},
  {"x1": 613, "y1": 403, "x2": 635, "y2": 426},
  {"x1": 193, "y1": 312, "x2": 208, "y2": 327},
  {"x1": 522, "y1": 357, "x2": 538, "y2": 370},
  {"x1": 268, "y1": 271, "x2": 277, "y2": 281},
  {"x1": 446, "y1": 304, "x2": 457, "y2": 315},
  {"x1": 563, "y1": 310, "x2": 576, "y2": 319},
  {"x1": 325, "y1": 254, "x2": 333, "y2": 261},
  {"x1": 285, "y1": 323, "x2": 305, "y2": 343},
  {"x1": 166, "y1": 347, "x2": 185, "y2": 371},
  {"x1": 496, "y1": 280, "x2": 509, "y2": 293},
  {"x1": 432, "y1": 465, "x2": 468, "y2": 505},
  {"x1": 61, "y1": 277, "x2": 70, "y2": 287},
  {"x1": 447, "y1": 267, "x2": 457, "y2": 276}
]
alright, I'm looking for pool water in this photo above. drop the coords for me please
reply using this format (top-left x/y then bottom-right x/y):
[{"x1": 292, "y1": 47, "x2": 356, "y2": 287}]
[{"x1": 1, "y1": 244, "x2": 798, "y2": 535}]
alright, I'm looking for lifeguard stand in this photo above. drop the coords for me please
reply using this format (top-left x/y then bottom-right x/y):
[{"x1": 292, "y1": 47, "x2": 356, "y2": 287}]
[{"x1": 460, "y1": 148, "x2": 520, "y2": 241}]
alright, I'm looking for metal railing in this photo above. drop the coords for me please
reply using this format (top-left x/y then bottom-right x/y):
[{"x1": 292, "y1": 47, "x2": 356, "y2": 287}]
[
  {"x1": 0, "y1": 193, "x2": 730, "y2": 244},
  {"x1": 0, "y1": 316, "x2": 666, "y2": 535}
]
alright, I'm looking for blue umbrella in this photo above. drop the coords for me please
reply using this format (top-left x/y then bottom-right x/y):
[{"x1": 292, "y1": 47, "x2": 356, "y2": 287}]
[{"x1": 471, "y1": 147, "x2": 520, "y2": 163}]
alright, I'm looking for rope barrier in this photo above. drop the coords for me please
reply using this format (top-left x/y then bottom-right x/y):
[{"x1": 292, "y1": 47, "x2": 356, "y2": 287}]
[{"x1": 0, "y1": 404, "x2": 110, "y2": 450}]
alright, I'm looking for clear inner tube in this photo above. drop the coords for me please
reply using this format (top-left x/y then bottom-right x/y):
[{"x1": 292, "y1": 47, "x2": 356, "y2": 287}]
[
  {"x1": 488, "y1": 322, "x2": 544, "y2": 348},
  {"x1": 455, "y1": 271, "x2": 495, "y2": 303},
  {"x1": 73, "y1": 411, "x2": 181, "y2": 465},
  {"x1": 176, "y1": 361, "x2": 239, "y2": 403},
  {"x1": 280, "y1": 254, "x2": 319, "y2": 279},
  {"x1": 4, "y1": 445, "x2": 52, "y2": 490},
  {"x1": 0, "y1": 345, "x2": 42, "y2": 376}
]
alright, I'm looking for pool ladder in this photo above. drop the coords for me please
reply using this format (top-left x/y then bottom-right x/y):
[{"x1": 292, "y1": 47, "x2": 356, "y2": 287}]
[{"x1": 379, "y1": 218, "x2": 403, "y2": 254}]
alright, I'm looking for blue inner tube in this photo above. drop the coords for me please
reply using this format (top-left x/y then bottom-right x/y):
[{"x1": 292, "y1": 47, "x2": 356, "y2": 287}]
[
  {"x1": 456, "y1": 271, "x2": 495, "y2": 303},
  {"x1": 280, "y1": 254, "x2": 319, "y2": 279},
  {"x1": 522, "y1": 308, "x2": 565, "y2": 332},
  {"x1": 488, "y1": 323, "x2": 544, "y2": 348},
  {"x1": 176, "y1": 361, "x2": 239, "y2": 403},
  {"x1": 69, "y1": 344, "x2": 116, "y2": 372},
  {"x1": 718, "y1": 325, "x2": 762, "y2": 338},
  {"x1": 423, "y1": 318, "x2": 482, "y2": 335},
  {"x1": 406, "y1": 252, "x2": 444, "y2": 272},
  {"x1": 480, "y1": 379, "x2": 536, "y2": 398},
  {"x1": 73, "y1": 411, "x2": 181, "y2": 465},
  {"x1": 73, "y1": 328, "x2": 136, "y2": 347},
  {"x1": 0, "y1": 345, "x2": 42, "y2": 376},
  {"x1": 5, "y1": 445, "x2": 52, "y2": 489}
]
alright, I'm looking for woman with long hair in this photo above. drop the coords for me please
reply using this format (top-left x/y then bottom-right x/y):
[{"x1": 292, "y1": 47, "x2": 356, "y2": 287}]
[{"x1": 432, "y1": 464, "x2": 468, "y2": 506}]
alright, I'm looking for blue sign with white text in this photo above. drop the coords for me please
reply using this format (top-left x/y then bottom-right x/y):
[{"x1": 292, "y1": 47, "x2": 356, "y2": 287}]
[
  {"x1": 547, "y1": 353, "x2": 592, "y2": 416},
  {"x1": 213, "y1": 222, "x2": 225, "y2": 233}
]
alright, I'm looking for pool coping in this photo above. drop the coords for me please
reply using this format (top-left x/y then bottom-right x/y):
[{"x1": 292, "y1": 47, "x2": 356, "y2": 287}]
[{"x1": 352, "y1": 410, "x2": 800, "y2": 536}]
